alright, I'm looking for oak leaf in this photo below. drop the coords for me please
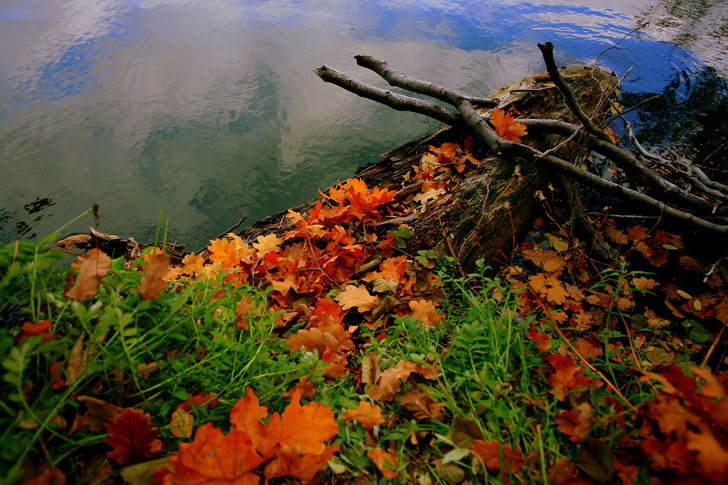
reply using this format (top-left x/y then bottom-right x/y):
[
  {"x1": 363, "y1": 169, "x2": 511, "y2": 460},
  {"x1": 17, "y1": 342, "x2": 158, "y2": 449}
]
[
  {"x1": 342, "y1": 401, "x2": 385, "y2": 430},
  {"x1": 490, "y1": 108, "x2": 527, "y2": 143},
  {"x1": 367, "y1": 448, "x2": 398, "y2": 480},
  {"x1": 335, "y1": 285, "x2": 378, "y2": 312},
  {"x1": 399, "y1": 386, "x2": 444, "y2": 420},
  {"x1": 368, "y1": 360, "x2": 419, "y2": 401},
  {"x1": 252, "y1": 233, "x2": 283, "y2": 255},
  {"x1": 181, "y1": 253, "x2": 205, "y2": 276},
  {"x1": 556, "y1": 402, "x2": 593, "y2": 443},
  {"x1": 66, "y1": 248, "x2": 110, "y2": 301},
  {"x1": 137, "y1": 253, "x2": 170, "y2": 300},
  {"x1": 409, "y1": 299, "x2": 443, "y2": 326},
  {"x1": 103, "y1": 408, "x2": 159, "y2": 465}
]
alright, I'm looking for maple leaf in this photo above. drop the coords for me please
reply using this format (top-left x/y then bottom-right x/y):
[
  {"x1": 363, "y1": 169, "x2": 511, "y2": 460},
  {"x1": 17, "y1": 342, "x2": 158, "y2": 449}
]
[
  {"x1": 471, "y1": 439, "x2": 524, "y2": 473},
  {"x1": 429, "y1": 143, "x2": 459, "y2": 163},
  {"x1": 367, "y1": 448, "x2": 399, "y2": 480},
  {"x1": 368, "y1": 360, "x2": 419, "y2": 401},
  {"x1": 103, "y1": 408, "x2": 159, "y2": 465},
  {"x1": 335, "y1": 284, "x2": 378, "y2": 312},
  {"x1": 66, "y1": 248, "x2": 111, "y2": 301},
  {"x1": 409, "y1": 299, "x2": 443, "y2": 326},
  {"x1": 342, "y1": 401, "x2": 385, "y2": 430},
  {"x1": 137, "y1": 253, "x2": 170, "y2": 300},
  {"x1": 229, "y1": 387, "x2": 269, "y2": 451},
  {"x1": 521, "y1": 247, "x2": 566, "y2": 273},
  {"x1": 162, "y1": 423, "x2": 262, "y2": 485},
  {"x1": 528, "y1": 273, "x2": 568, "y2": 304},
  {"x1": 490, "y1": 108, "x2": 527, "y2": 143},
  {"x1": 260, "y1": 389, "x2": 339, "y2": 481}
]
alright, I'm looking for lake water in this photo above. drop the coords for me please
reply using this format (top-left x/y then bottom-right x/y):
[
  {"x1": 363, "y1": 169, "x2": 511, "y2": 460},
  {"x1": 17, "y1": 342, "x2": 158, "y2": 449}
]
[{"x1": 1, "y1": 0, "x2": 726, "y2": 250}]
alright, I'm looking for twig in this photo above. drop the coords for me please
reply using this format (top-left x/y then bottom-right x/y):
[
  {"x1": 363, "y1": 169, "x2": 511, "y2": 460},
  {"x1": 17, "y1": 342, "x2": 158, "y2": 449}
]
[
  {"x1": 215, "y1": 214, "x2": 248, "y2": 240},
  {"x1": 537, "y1": 42, "x2": 611, "y2": 142},
  {"x1": 701, "y1": 324, "x2": 726, "y2": 368}
]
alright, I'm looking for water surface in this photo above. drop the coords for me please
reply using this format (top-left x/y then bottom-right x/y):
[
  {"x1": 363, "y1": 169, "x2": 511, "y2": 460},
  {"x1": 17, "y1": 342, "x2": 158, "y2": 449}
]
[{"x1": 1, "y1": 0, "x2": 725, "y2": 249}]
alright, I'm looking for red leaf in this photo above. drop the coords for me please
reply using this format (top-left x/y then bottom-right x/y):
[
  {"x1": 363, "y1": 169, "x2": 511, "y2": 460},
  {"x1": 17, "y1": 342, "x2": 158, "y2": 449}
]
[{"x1": 103, "y1": 408, "x2": 159, "y2": 465}]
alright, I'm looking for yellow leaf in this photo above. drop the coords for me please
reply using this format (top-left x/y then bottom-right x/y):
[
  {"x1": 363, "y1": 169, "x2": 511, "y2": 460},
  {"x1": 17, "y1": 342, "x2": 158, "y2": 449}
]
[
  {"x1": 253, "y1": 233, "x2": 283, "y2": 255},
  {"x1": 170, "y1": 408, "x2": 194, "y2": 438},
  {"x1": 677, "y1": 289, "x2": 693, "y2": 300}
]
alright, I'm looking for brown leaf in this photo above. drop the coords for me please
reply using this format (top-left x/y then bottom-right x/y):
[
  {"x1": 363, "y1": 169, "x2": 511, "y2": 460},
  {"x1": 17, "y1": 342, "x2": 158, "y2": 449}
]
[
  {"x1": 368, "y1": 360, "x2": 418, "y2": 401},
  {"x1": 451, "y1": 417, "x2": 484, "y2": 449},
  {"x1": 66, "y1": 332, "x2": 87, "y2": 385},
  {"x1": 170, "y1": 407, "x2": 194, "y2": 439},
  {"x1": 137, "y1": 253, "x2": 170, "y2": 300},
  {"x1": 399, "y1": 386, "x2": 444, "y2": 420},
  {"x1": 66, "y1": 248, "x2": 110, "y2": 301},
  {"x1": 342, "y1": 401, "x2": 385, "y2": 430},
  {"x1": 361, "y1": 354, "x2": 380, "y2": 387},
  {"x1": 56, "y1": 234, "x2": 92, "y2": 249},
  {"x1": 409, "y1": 299, "x2": 443, "y2": 326},
  {"x1": 471, "y1": 439, "x2": 524, "y2": 473}
]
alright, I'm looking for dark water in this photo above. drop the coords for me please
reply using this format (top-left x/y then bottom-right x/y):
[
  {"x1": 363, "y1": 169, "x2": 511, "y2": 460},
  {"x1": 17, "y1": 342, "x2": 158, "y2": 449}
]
[{"x1": 1, "y1": 0, "x2": 726, "y2": 250}]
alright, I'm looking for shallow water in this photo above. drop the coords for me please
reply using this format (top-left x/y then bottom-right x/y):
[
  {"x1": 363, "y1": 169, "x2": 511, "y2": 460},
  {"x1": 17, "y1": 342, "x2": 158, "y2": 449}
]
[{"x1": 1, "y1": 0, "x2": 725, "y2": 249}]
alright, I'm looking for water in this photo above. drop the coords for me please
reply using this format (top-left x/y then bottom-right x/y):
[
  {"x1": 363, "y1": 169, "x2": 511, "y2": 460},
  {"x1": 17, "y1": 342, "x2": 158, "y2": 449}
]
[{"x1": 1, "y1": 0, "x2": 726, "y2": 250}]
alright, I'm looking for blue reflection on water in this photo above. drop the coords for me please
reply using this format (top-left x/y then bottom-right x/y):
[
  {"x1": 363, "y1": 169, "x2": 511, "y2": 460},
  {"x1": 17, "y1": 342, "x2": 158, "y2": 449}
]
[{"x1": 0, "y1": 0, "x2": 723, "y2": 246}]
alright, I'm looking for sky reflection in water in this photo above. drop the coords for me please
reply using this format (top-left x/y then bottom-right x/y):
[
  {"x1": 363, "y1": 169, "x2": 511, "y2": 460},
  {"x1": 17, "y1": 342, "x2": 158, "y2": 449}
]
[{"x1": 0, "y1": 0, "x2": 719, "y2": 248}]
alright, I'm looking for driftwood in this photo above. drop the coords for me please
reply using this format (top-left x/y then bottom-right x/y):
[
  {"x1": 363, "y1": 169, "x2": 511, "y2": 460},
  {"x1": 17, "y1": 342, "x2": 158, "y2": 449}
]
[{"x1": 239, "y1": 63, "x2": 619, "y2": 269}]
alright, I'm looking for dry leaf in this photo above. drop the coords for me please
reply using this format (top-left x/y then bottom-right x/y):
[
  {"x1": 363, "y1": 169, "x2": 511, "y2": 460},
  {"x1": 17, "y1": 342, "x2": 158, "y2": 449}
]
[
  {"x1": 66, "y1": 248, "x2": 110, "y2": 301},
  {"x1": 137, "y1": 253, "x2": 170, "y2": 300}
]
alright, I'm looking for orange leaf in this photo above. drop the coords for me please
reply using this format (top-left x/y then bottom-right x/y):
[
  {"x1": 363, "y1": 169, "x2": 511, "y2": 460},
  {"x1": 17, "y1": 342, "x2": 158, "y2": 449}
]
[
  {"x1": 229, "y1": 387, "x2": 268, "y2": 448},
  {"x1": 335, "y1": 285, "x2": 378, "y2": 312},
  {"x1": 163, "y1": 423, "x2": 262, "y2": 484},
  {"x1": 137, "y1": 253, "x2": 170, "y2": 300},
  {"x1": 181, "y1": 253, "x2": 205, "y2": 276},
  {"x1": 471, "y1": 439, "x2": 524, "y2": 473},
  {"x1": 170, "y1": 407, "x2": 194, "y2": 439},
  {"x1": 65, "y1": 248, "x2": 110, "y2": 301},
  {"x1": 556, "y1": 403, "x2": 594, "y2": 443},
  {"x1": 259, "y1": 389, "x2": 339, "y2": 458},
  {"x1": 368, "y1": 360, "x2": 418, "y2": 401},
  {"x1": 102, "y1": 408, "x2": 159, "y2": 465},
  {"x1": 56, "y1": 234, "x2": 91, "y2": 249},
  {"x1": 409, "y1": 299, "x2": 443, "y2": 326},
  {"x1": 342, "y1": 401, "x2": 385, "y2": 430},
  {"x1": 367, "y1": 447, "x2": 398, "y2": 480},
  {"x1": 490, "y1": 108, "x2": 527, "y2": 143}
]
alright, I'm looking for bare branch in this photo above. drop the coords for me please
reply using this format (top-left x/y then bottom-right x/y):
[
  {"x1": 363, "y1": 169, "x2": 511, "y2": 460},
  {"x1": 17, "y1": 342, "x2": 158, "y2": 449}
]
[{"x1": 314, "y1": 65, "x2": 464, "y2": 128}]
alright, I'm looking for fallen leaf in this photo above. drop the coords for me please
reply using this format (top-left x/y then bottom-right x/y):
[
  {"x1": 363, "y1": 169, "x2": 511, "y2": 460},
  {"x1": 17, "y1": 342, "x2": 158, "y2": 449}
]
[
  {"x1": 170, "y1": 407, "x2": 194, "y2": 439},
  {"x1": 161, "y1": 423, "x2": 262, "y2": 484},
  {"x1": 335, "y1": 285, "x2": 379, "y2": 312},
  {"x1": 367, "y1": 448, "x2": 398, "y2": 480},
  {"x1": 490, "y1": 108, "x2": 527, "y2": 143},
  {"x1": 409, "y1": 299, "x2": 443, "y2": 326},
  {"x1": 471, "y1": 439, "x2": 524, "y2": 473},
  {"x1": 342, "y1": 401, "x2": 385, "y2": 430},
  {"x1": 103, "y1": 408, "x2": 159, "y2": 465},
  {"x1": 137, "y1": 253, "x2": 170, "y2": 300},
  {"x1": 368, "y1": 360, "x2": 419, "y2": 401},
  {"x1": 399, "y1": 386, "x2": 444, "y2": 420},
  {"x1": 65, "y1": 248, "x2": 110, "y2": 301}
]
